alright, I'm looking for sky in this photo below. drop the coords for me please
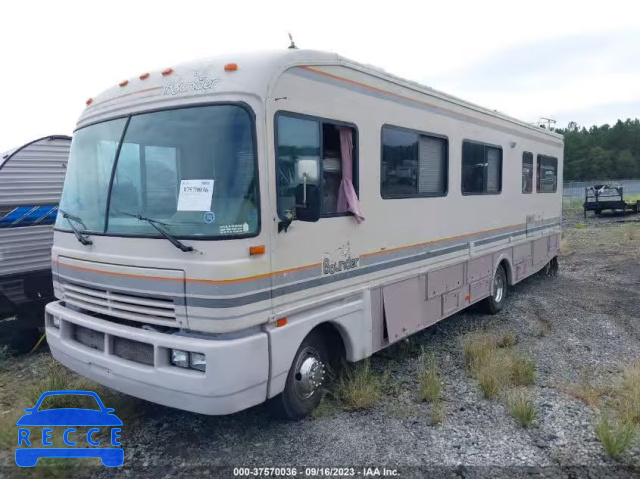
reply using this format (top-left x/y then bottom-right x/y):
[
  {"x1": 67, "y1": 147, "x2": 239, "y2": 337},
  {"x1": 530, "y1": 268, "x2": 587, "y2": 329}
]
[{"x1": 1, "y1": 0, "x2": 639, "y2": 152}]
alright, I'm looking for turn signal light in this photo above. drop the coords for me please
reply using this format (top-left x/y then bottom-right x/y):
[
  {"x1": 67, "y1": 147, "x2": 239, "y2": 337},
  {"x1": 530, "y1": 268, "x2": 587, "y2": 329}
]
[
  {"x1": 275, "y1": 318, "x2": 288, "y2": 328},
  {"x1": 249, "y1": 245, "x2": 266, "y2": 256},
  {"x1": 224, "y1": 63, "x2": 238, "y2": 72},
  {"x1": 249, "y1": 244, "x2": 267, "y2": 256},
  {"x1": 161, "y1": 68, "x2": 174, "y2": 76}
]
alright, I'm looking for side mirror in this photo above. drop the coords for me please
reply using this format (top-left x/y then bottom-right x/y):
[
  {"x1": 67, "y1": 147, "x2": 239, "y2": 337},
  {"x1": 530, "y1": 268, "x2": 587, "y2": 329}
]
[{"x1": 295, "y1": 184, "x2": 321, "y2": 222}]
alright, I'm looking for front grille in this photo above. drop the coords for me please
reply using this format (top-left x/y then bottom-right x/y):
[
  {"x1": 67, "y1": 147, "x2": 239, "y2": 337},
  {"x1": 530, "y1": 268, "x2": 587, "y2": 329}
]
[
  {"x1": 61, "y1": 282, "x2": 177, "y2": 326},
  {"x1": 113, "y1": 336, "x2": 154, "y2": 366},
  {"x1": 73, "y1": 324, "x2": 105, "y2": 351}
]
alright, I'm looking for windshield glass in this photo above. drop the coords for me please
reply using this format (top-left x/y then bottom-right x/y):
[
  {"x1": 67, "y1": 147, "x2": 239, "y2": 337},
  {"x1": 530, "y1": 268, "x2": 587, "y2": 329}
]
[{"x1": 56, "y1": 104, "x2": 259, "y2": 239}]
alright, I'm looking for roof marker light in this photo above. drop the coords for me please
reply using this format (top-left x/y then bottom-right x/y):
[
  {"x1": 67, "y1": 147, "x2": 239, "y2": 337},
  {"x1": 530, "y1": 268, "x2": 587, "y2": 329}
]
[
  {"x1": 86, "y1": 98, "x2": 93, "y2": 106},
  {"x1": 119, "y1": 80, "x2": 129, "y2": 87},
  {"x1": 224, "y1": 63, "x2": 238, "y2": 72},
  {"x1": 161, "y1": 68, "x2": 174, "y2": 76},
  {"x1": 139, "y1": 73, "x2": 150, "y2": 80}
]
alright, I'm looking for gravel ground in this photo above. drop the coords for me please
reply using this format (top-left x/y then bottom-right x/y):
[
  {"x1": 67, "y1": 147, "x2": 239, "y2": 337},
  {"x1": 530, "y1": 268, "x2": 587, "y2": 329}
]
[{"x1": 1, "y1": 213, "x2": 639, "y2": 478}]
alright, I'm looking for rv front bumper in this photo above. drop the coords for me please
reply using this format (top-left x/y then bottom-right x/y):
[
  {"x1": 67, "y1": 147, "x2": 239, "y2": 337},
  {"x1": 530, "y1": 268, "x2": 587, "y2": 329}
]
[{"x1": 45, "y1": 301, "x2": 269, "y2": 415}]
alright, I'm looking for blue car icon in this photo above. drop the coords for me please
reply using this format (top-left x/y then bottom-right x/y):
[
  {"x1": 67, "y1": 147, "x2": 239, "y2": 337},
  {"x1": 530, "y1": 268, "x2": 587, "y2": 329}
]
[{"x1": 16, "y1": 390, "x2": 123, "y2": 467}]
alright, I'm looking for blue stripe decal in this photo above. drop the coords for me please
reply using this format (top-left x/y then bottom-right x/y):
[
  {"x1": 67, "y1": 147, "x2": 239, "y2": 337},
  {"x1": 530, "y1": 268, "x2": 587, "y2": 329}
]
[{"x1": 0, "y1": 205, "x2": 58, "y2": 228}]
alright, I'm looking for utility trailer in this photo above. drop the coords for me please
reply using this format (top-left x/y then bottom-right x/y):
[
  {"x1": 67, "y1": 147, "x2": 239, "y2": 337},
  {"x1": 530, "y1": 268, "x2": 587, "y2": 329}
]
[
  {"x1": 0, "y1": 135, "x2": 71, "y2": 354},
  {"x1": 583, "y1": 184, "x2": 640, "y2": 218}
]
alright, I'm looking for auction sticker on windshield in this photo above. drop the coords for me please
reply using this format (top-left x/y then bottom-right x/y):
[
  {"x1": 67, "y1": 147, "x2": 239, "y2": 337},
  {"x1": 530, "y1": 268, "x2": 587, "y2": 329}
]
[{"x1": 177, "y1": 179, "x2": 214, "y2": 211}]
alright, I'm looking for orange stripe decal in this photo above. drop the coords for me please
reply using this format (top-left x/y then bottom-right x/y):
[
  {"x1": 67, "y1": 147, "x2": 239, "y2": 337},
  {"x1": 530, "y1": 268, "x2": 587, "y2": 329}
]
[{"x1": 53, "y1": 221, "x2": 538, "y2": 285}]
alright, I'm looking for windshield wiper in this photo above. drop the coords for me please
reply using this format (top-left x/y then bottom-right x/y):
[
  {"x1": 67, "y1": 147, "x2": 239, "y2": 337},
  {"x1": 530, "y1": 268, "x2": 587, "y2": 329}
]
[
  {"x1": 59, "y1": 209, "x2": 93, "y2": 246},
  {"x1": 121, "y1": 212, "x2": 194, "y2": 253}
]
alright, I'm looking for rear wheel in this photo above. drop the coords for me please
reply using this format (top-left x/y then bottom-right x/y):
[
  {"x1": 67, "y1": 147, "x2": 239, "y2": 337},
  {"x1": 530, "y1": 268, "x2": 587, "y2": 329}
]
[
  {"x1": 270, "y1": 331, "x2": 329, "y2": 420},
  {"x1": 483, "y1": 264, "x2": 507, "y2": 314}
]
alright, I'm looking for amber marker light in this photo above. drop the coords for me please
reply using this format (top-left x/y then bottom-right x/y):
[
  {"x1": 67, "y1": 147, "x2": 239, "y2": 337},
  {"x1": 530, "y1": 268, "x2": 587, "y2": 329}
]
[
  {"x1": 249, "y1": 245, "x2": 266, "y2": 256},
  {"x1": 139, "y1": 73, "x2": 150, "y2": 80},
  {"x1": 161, "y1": 68, "x2": 174, "y2": 76},
  {"x1": 275, "y1": 318, "x2": 288, "y2": 328},
  {"x1": 224, "y1": 63, "x2": 238, "y2": 72},
  {"x1": 119, "y1": 80, "x2": 129, "y2": 87}
]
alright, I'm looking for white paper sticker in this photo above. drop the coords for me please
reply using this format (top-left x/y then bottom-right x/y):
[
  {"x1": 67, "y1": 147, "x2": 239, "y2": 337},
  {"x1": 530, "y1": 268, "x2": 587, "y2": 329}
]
[{"x1": 177, "y1": 179, "x2": 214, "y2": 211}]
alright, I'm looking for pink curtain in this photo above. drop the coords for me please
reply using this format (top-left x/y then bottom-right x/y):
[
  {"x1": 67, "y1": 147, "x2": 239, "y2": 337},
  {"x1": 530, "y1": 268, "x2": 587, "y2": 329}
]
[{"x1": 337, "y1": 127, "x2": 365, "y2": 223}]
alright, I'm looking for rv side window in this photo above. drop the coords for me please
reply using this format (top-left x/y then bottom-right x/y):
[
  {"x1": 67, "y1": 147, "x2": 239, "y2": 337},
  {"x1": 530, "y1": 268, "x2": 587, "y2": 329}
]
[
  {"x1": 380, "y1": 126, "x2": 448, "y2": 198},
  {"x1": 536, "y1": 155, "x2": 558, "y2": 193},
  {"x1": 276, "y1": 113, "x2": 358, "y2": 219},
  {"x1": 461, "y1": 141, "x2": 502, "y2": 195},
  {"x1": 522, "y1": 152, "x2": 533, "y2": 194}
]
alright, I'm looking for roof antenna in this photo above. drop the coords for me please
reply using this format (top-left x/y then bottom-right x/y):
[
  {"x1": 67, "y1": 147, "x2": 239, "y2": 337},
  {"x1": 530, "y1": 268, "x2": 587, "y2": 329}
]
[{"x1": 288, "y1": 33, "x2": 297, "y2": 49}]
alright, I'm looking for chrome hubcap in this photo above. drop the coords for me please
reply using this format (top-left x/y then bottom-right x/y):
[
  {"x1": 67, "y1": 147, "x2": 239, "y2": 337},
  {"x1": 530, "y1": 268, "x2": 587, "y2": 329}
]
[
  {"x1": 493, "y1": 271, "x2": 504, "y2": 303},
  {"x1": 293, "y1": 347, "x2": 325, "y2": 400}
]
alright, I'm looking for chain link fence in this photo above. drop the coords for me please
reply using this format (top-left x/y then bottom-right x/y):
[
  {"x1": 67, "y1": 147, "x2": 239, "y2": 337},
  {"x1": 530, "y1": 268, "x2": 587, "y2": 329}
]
[{"x1": 563, "y1": 179, "x2": 640, "y2": 207}]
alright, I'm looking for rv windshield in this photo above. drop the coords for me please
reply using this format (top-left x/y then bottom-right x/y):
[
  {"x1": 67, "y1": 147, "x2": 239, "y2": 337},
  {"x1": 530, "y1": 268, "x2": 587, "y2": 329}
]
[{"x1": 56, "y1": 105, "x2": 259, "y2": 239}]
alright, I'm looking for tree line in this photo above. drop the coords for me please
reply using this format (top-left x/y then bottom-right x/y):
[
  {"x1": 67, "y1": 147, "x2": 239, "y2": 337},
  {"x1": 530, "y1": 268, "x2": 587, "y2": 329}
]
[{"x1": 554, "y1": 118, "x2": 640, "y2": 181}]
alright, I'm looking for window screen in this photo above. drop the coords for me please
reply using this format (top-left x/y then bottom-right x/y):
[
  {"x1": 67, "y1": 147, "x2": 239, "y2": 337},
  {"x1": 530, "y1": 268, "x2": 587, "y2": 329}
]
[
  {"x1": 537, "y1": 155, "x2": 558, "y2": 193},
  {"x1": 381, "y1": 126, "x2": 447, "y2": 198},
  {"x1": 461, "y1": 141, "x2": 502, "y2": 195},
  {"x1": 522, "y1": 152, "x2": 533, "y2": 194}
]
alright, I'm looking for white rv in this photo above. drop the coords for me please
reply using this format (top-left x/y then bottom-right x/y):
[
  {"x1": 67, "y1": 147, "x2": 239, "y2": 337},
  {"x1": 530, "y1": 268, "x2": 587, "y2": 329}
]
[
  {"x1": 0, "y1": 135, "x2": 71, "y2": 353},
  {"x1": 46, "y1": 50, "x2": 563, "y2": 419}
]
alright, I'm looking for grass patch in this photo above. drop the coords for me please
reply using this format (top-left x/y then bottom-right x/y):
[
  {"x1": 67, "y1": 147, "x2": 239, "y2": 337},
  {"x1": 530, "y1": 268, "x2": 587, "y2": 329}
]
[
  {"x1": 462, "y1": 331, "x2": 536, "y2": 399},
  {"x1": 563, "y1": 383, "x2": 609, "y2": 408},
  {"x1": 509, "y1": 355, "x2": 536, "y2": 386},
  {"x1": 594, "y1": 413, "x2": 636, "y2": 459},
  {"x1": 418, "y1": 350, "x2": 441, "y2": 403},
  {"x1": 334, "y1": 361, "x2": 384, "y2": 411},
  {"x1": 463, "y1": 331, "x2": 496, "y2": 369},
  {"x1": 23, "y1": 362, "x2": 95, "y2": 409},
  {"x1": 615, "y1": 361, "x2": 640, "y2": 425},
  {"x1": 430, "y1": 402, "x2": 443, "y2": 425},
  {"x1": 506, "y1": 389, "x2": 537, "y2": 428},
  {"x1": 575, "y1": 222, "x2": 586, "y2": 229},
  {"x1": 497, "y1": 332, "x2": 519, "y2": 348}
]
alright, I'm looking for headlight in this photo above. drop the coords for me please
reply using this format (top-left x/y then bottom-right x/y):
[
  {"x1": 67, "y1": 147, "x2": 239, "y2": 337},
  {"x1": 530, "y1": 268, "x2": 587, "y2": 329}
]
[
  {"x1": 171, "y1": 349, "x2": 189, "y2": 368},
  {"x1": 190, "y1": 352, "x2": 206, "y2": 372},
  {"x1": 52, "y1": 316, "x2": 61, "y2": 329}
]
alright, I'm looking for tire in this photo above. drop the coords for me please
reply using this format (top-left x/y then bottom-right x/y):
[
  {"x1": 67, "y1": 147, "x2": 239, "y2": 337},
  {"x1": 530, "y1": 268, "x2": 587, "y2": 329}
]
[
  {"x1": 483, "y1": 264, "x2": 507, "y2": 315},
  {"x1": 269, "y1": 331, "x2": 329, "y2": 420}
]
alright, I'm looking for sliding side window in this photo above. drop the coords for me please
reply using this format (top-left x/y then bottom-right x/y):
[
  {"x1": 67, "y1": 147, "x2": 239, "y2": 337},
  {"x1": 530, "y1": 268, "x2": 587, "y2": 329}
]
[
  {"x1": 537, "y1": 155, "x2": 558, "y2": 193},
  {"x1": 276, "y1": 113, "x2": 359, "y2": 219},
  {"x1": 381, "y1": 125, "x2": 448, "y2": 198},
  {"x1": 522, "y1": 152, "x2": 533, "y2": 194},
  {"x1": 461, "y1": 141, "x2": 502, "y2": 195}
]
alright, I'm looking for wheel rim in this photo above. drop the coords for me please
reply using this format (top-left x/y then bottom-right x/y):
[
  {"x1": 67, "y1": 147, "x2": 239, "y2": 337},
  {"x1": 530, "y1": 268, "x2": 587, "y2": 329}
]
[
  {"x1": 292, "y1": 346, "x2": 325, "y2": 400},
  {"x1": 493, "y1": 270, "x2": 505, "y2": 303}
]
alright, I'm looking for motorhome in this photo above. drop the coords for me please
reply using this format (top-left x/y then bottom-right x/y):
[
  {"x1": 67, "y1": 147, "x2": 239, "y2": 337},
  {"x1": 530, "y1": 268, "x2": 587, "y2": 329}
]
[
  {"x1": 1, "y1": 135, "x2": 71, "y2": 353},
  {"x1": 46, "y1": 50, "x2": 563, "y2": 419}
]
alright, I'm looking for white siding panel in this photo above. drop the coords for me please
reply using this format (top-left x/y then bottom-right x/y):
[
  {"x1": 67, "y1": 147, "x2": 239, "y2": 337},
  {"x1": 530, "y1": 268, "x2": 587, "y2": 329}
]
[
  {"x1": 0, "y1": 137, "x2": 71, "y2": 207},
  {"x1": 0, "y1": 225, "x2": 54, "y2": 275}
]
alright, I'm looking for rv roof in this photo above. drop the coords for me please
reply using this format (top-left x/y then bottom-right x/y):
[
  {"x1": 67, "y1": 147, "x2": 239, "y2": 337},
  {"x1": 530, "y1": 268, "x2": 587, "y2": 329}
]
[{"x1": 81, "y1": 49, "x2": 562, "y2": 140}]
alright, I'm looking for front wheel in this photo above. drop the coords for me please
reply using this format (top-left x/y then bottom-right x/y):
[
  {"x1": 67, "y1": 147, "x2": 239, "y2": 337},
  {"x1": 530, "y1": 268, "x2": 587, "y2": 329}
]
[
  {"x1": 270, "y1": 331, "x2": 329, "y2": 420},
  {"x1": 483, "y1": 264, "x2": 507, "y2": 315}
]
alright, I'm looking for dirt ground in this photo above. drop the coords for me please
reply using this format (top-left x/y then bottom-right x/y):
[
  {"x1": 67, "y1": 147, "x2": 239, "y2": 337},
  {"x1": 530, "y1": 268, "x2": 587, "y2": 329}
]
[{"x1": 1, "y1": 209, "x2": 639, "y2": 478}]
